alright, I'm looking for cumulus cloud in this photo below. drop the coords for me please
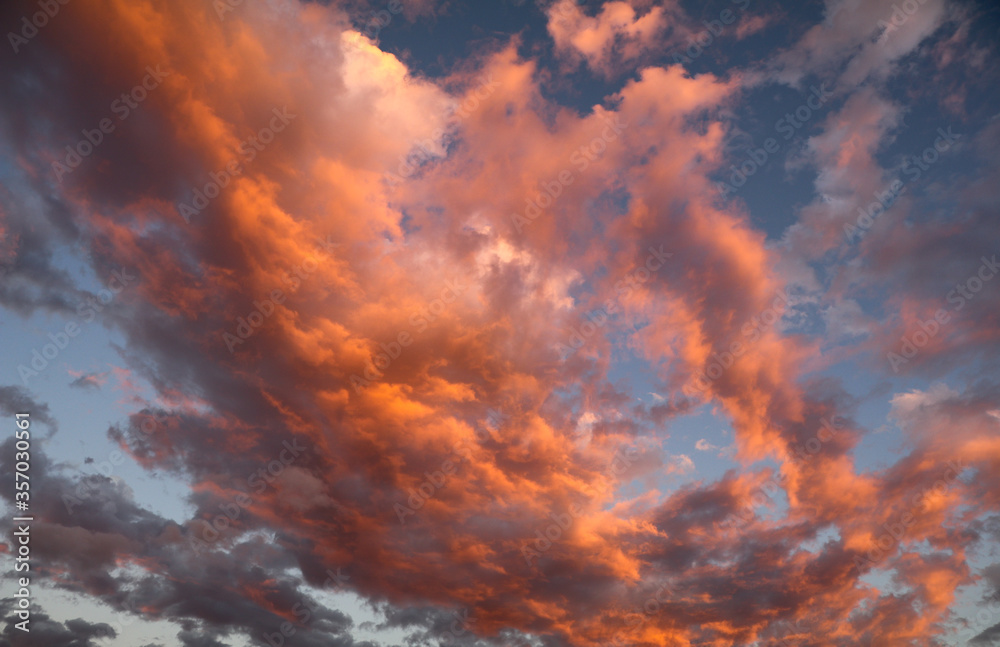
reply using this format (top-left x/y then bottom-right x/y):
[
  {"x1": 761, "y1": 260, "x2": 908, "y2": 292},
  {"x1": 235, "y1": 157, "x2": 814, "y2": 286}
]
[
  {"x1": 0, "y1": 0, "x2": 998, "y2": 645},
  {"x1": 545, "y1": 0, "x2": 673, "y2": 77}
]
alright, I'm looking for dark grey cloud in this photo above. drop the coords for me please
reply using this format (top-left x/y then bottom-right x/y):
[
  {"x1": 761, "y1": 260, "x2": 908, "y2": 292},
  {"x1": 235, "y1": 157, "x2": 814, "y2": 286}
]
[
  {"x1": 0, "y1": 386, "x2": 57, "y2": 435},
  {"x1": 0, "y1": 601, "x2": 115, "y2": 647}
]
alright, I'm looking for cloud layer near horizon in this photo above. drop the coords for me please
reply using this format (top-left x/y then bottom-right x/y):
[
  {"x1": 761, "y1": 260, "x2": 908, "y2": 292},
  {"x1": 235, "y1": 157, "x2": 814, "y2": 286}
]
[{"x1": 1, "y1": 0, "x2": 999, "y2": 645}]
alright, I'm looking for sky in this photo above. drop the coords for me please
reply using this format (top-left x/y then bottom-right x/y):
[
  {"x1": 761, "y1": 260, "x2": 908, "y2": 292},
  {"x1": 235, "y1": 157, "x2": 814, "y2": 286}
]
[{"x1": 0, "y1": 0, "x2": 999, "y2": 645}]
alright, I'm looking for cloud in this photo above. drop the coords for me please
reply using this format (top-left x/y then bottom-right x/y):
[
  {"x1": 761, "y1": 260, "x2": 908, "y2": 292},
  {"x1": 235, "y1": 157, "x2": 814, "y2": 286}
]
[
  {"x1": 545, "y1": 0, "x2": 673, "y2": 77},
  {"x1": 734, "y1": 13, "x2": 771, "y2": 39},
  {"x1": 822, "y1": 298, "x2": 871, "y2": 341},
  {"x1": 0, "y1": 601, "x2": 116, "y2": 647},
  {"x1": 0, "y1": 385, "x2": 57, "y2": 436},
  {"x1": 666, "y1": 453, "x2": 695, "y2": 474},
  {"x1": 0, "y1": 0, "x2": 997, "y2": 645},
  {"x1": 695, "y1": 439, "x2": 718, "y2": 451},
  {"x1": 766, "y1": 0, "x2": 951, "y2": 89},
  {"x1": 68, "y1": 371, "x2": 110, "y2": 391}
]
